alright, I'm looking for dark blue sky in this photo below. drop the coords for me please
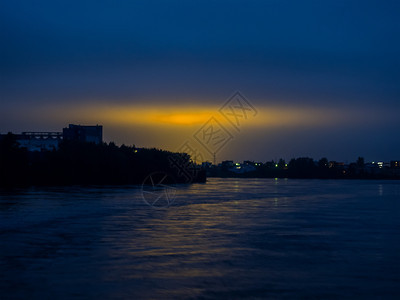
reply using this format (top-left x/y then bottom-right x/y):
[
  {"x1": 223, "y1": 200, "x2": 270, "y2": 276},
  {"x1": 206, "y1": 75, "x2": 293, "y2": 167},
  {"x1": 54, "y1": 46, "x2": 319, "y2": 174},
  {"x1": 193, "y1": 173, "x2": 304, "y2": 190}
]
[{"x1": 1, "y1": 0, "x2": 400, "y2": 162}]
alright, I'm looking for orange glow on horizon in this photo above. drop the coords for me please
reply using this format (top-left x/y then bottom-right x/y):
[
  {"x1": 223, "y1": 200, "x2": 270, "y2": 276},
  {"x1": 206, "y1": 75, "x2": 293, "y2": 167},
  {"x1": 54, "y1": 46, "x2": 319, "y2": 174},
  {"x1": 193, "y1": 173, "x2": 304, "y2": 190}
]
[
  {"x1": 6, "y1": 100, "x2": 394, "y2": 155},
  {"x1": 33, "y1": 102, "x2": 366, "y2": 130},
  {"x1": 153, "y1": 112, "x2": 213, "y2": 125},
  {"x1": 87, "y1": 106, "x2": 222, "y2": 126}
]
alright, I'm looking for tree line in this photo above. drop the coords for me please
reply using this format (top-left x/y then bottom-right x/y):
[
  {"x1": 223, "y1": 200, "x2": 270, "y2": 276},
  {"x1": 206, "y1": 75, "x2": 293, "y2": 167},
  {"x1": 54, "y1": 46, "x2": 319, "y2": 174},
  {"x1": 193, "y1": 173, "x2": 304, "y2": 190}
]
[
  {"x1": 0, "y1": 133, "x2": 206, "y2": 187},
  {"x1": 209, "y1": 157, "x2": 400, "y2": 179}
]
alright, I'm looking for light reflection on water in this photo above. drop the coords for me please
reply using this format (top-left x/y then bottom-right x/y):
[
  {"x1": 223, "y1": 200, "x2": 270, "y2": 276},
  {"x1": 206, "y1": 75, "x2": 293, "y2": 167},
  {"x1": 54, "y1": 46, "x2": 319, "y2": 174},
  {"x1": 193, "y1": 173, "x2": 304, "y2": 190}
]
[{"x1": 1, "y1": 178, "x2": 400, "y2": 299}]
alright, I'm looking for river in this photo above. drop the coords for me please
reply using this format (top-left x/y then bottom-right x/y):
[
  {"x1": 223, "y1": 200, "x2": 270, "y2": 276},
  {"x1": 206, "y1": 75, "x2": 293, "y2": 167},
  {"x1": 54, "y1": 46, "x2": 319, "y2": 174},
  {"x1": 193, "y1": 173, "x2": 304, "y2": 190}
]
[{"x1": 1, "y1": 178, "x2": 399, "y2": 299}]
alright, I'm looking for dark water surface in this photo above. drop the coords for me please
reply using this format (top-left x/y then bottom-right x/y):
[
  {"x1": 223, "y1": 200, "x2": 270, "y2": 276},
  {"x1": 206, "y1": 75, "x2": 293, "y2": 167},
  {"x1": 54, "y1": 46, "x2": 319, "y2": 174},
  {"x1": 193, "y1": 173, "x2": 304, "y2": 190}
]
[{"x1": 1, "y1": 178, "x2": 400, "y2": 299}]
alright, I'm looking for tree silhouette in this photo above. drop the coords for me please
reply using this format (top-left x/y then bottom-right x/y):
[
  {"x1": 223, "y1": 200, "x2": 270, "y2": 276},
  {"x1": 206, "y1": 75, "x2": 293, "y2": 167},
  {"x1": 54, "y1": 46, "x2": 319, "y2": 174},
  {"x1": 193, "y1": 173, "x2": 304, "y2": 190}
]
[
  {"x1": 0, "y1": 135, "x2": 205, "y2": 187},
  {"x1": 357, "y1": 157, "x2": 365, "y2": 168}
]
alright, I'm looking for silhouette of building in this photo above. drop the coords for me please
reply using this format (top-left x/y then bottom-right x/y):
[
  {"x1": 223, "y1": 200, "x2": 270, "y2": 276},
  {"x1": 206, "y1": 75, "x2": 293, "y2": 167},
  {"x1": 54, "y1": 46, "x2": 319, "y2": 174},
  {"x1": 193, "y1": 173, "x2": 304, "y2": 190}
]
[
  {"x1": 229, "y1": 161, "x2": 256, "y2": 174},
  {"x1": 390, "y1": 161, "x2": 400, "y2": 168},
  {"x1": 14, "y1": 132, "x2": 62, "y2": 151},
  {"x1": 220, "y1": 160, "x2": 234, "y2": 168},
  {"x1": 0, "y1": 124, "x2": 103, "y2": 151},
  {"x1": 63, "y1": 124, "x2": 103, "y2": 144}
]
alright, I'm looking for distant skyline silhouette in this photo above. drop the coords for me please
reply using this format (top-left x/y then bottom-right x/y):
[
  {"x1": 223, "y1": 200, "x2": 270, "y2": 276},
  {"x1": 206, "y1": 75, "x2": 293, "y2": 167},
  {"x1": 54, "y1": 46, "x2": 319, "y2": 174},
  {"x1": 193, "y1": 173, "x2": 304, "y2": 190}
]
[{"x1": 1, "y1": 0, "x2": 400, "y2": 162}]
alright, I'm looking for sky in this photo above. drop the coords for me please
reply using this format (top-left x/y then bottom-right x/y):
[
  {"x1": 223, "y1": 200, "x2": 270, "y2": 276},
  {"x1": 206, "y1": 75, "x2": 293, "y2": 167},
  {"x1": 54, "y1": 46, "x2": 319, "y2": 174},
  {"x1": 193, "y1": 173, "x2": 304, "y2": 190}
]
[{"x1": 1, "y1": 0, "x2": 400, "y2": 163}]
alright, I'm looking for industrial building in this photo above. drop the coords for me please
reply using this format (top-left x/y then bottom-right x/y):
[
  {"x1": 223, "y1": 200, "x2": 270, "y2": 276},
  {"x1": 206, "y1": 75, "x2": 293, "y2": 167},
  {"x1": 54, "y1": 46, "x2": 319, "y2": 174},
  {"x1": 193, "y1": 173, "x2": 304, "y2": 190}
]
[
  {"x1": 62, "y1": 124, "x2": 103, "y2": 144},
  {"x1": 0, "y1": 124, "x2": 103, "y2": 152},
  {"x1": 11, "y1": 132, "x2": 63, "y2": 152}
]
